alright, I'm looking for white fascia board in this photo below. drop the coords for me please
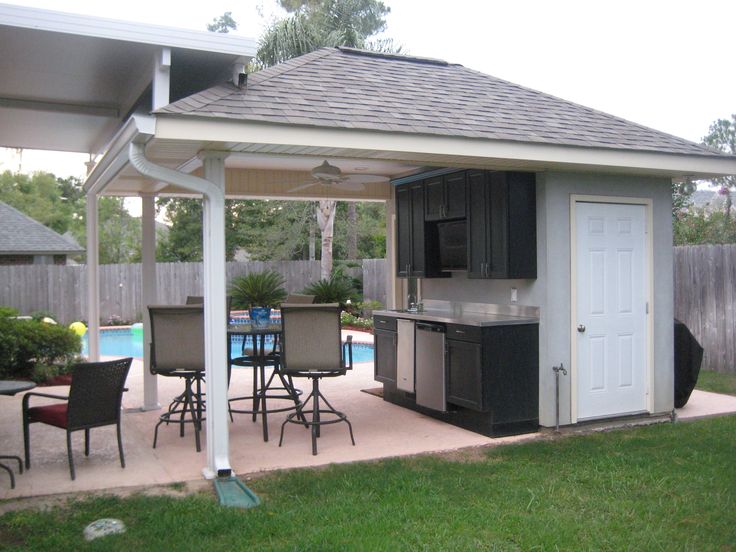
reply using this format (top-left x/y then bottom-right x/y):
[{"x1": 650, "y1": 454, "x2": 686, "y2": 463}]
[
  {"x1": 0, "y1": 3, "x2": 256, "y2": 56},
  {"x1": 84, "y1": 114, "x2": 156, "y2": 195},
  {"x1": 155, "y1": 117, "x2": 736, "y2": 179}
]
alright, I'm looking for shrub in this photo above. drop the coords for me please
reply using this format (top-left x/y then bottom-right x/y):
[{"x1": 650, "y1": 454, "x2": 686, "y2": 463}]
[
  {"x1": 229, "y1": 270, "x2": 288, "y2": 309},
  {"x1": 340, "y1": 312, "x2": 373, "y2": 330},
  {"x1": 358, "y1": 300, "x2": 383, "y2": 318},
  {"x1": 303, "y1": 272, "x2": 357, "y2": 307},
  {"x1": 30, "y1": 310, "x2": 57, "y2": 322},
  {"x1": 0, "y1": 317, "x2": 82, "y2": 379},
  {"x1": 0, "y1": 306, "x2": 19, "y2": 318}
]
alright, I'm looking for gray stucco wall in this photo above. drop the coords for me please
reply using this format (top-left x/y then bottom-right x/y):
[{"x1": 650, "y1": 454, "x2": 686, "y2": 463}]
[{"x1": 422, "y1": 171, "x2": 674, "y2": 427}]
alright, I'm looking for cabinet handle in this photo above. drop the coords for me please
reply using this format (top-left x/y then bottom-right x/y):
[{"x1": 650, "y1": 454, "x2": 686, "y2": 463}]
[
  {"x1": 455, "y1": 330, "x2": 465, "y2": 334},
  {"x1": 378, "y1": 320, "x2": 386, "y2": 324}
]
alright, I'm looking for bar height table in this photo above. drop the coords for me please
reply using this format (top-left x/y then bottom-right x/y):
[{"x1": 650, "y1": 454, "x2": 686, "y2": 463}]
[{"x1": 227, "y1": 323, "x2": 304, "y2": 442}]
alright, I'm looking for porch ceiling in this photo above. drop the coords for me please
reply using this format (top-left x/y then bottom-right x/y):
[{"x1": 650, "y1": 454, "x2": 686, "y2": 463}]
[
  {"x1": 0, "y1": 4, "x2": 255, "y2": 155},
  {"x1": 98, "y1": 125, "x2": 736, "y2": 202}
]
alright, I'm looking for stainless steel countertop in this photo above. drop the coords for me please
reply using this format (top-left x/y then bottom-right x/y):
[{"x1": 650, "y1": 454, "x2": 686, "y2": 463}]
[{"x1": 373, "y1": 309, "x2": 539, "y2": 327}]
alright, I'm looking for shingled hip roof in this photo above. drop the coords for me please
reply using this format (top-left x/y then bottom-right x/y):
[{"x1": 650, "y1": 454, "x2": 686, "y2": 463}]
[
  {"x1": 0, "y1": 200, "x2": 85, "y2": 255},
  {"x1": 157, "y1": 47, "x2": 723, "y2": 158}
]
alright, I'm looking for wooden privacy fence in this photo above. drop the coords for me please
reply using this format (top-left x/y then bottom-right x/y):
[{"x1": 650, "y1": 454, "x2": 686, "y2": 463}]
[
  {"x1": 0, "y1": 259, "x2": 387, "y2": 324},
  {"x1": 674, "y1": 244, "x2": 736, "y2": 374}
]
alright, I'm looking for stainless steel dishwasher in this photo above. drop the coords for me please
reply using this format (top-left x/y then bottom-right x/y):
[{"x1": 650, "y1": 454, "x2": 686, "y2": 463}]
[
  {"x1": 396, "y1": 319, "x2": 415, "y2": 392},
  {"x1": 415, "y1": 322, "x2": 447, "y2": 411}
]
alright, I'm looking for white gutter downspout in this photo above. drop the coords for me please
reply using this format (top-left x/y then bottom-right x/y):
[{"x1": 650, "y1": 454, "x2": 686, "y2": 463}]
[{"x1": 129, "y1": 142, "x2": 231, "y2": 479}]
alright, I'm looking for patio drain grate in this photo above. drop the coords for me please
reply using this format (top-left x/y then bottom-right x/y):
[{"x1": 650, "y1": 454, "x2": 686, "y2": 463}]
[{"x1": 214, "y1": 477, "x2": 261, "y2": 509}]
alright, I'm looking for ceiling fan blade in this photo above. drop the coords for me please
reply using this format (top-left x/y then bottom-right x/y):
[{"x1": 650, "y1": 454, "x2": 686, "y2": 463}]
[
  {"x1": 288, "y1": 180, "x2": 320, "y2": 193},
  {"x1": 333, "y1": 181, "x2": 366, "y2": 192},
  {"x1": 343, "y1": 174, "x2": 389, "y2": 184}
]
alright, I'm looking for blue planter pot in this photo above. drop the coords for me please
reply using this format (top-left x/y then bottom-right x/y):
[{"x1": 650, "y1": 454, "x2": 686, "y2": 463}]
[{"x1": 249, "y1": 307, "x2": 271, "y2": 328}]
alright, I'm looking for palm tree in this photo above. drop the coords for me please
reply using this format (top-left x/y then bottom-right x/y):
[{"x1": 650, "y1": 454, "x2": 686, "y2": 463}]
[{"x1": 256, "y1": 0, "x2": 398, "y2": 279}]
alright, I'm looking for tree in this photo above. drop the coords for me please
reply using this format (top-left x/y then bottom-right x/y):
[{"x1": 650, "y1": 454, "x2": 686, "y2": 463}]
[
  {"x1": 673, "y1": 207, "x2": 736, "y2": 245},
  {"x1": 207, "y1": 11, "x2": 237, "y2": 33},
  {"x1": 672, "y1": 178, "x2": 695, "y2": 218},
  {"x1": 0, "y1": 171, "x2": 142, "y2": 263},
  {"x1": 702, "y1": 115, "x2": 736, "y2": 222},
  {"x1": 257, "y1": 0, "x2": 397, "y2": 276}
]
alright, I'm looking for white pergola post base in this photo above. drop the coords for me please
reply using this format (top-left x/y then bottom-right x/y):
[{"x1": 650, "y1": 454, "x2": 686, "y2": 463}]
[
  {"x1": 85, "y1": 191, "x2": 100, "y2": 360},
  {"x1": 201, "y1": 153, "x2": 231, "y2": 479}
]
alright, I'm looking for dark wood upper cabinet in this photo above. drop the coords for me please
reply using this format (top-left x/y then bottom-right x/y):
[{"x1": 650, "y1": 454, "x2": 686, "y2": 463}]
[
  {"x1": 395, "y1": 169, "x2": 535, "y2": 280},
  {"x1": 425, "y1": 172, "x2": 466, "y2": 221},
  {"x1": 396, "y1": 184, "x2": 413, "y2": 278},
  {"x1": 396, "y1": 182, "x2": 436, "y2": 278},
  {"x1": 466, "y1": 171, "x2": 537, "y2": 279}
]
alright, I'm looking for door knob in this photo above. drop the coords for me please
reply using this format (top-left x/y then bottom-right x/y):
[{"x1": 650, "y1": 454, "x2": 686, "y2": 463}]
[{"x1": 577, "y1": 324, "x2": 586, "y2": 333}]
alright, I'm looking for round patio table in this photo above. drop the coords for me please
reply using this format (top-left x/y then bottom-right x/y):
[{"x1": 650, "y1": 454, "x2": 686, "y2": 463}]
[{"x1": 0, "y1": 380, "x2": 36, "y2": 489}]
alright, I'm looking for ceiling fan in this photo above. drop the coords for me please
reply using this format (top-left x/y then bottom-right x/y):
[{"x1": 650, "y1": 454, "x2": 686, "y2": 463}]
[{"x1": 288, "y1": 160, "x2": 388, "y2": 193}]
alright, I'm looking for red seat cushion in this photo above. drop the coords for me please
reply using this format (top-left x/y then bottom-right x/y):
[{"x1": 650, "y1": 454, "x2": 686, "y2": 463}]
[{"x1": 28, "y1": 403, "x2": 69, "y2": 428}]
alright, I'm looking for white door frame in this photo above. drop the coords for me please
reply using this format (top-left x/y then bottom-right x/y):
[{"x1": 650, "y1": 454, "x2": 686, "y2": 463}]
[{"x1": 569, "y1": 195, "x2": 654, "y2": 423}]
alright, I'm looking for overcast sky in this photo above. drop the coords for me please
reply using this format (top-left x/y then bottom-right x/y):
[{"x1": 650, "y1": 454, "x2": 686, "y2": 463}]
[{"x1": 1, "y1": 0, "x2": 734, "y2": 179}]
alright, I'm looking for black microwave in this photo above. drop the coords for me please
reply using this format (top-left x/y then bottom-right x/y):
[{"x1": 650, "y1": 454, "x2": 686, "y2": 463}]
[{"x1": 437, "y1": 220, "x2": 468, "y2": 271}]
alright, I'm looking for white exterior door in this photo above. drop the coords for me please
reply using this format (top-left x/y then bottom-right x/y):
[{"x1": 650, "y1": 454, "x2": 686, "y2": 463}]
[{"x1": 575, "y1": 201, "x2": 648, "y2": 420}]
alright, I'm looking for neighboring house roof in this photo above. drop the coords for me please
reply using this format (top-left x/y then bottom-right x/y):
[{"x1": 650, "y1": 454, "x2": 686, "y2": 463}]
[
  {"x1": 0, "y1": 201, "x2": 85, "y2": 255},
  {"x1": 158, "y1": 47, "x2": 722, "y2": 158}
]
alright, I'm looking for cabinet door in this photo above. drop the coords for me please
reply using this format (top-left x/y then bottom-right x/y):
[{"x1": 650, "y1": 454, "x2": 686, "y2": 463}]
[
  {"x1": 506, "y1": 172, "x2": 537, "y2": 279},
  {"x1": 409, "y1": 182, "x2": 426, "y2": 277},
  {"x1": 374, "y1": 329, "x2": 397, "y2": 384},
  {"x1": 424, "y1": 176, "x2": 444, "y2": 221},
  {"x1": 488, "y1": 172, "x2": 509, "y2": 278},
  {"x1": 446, "y1": 338, "x2": 485, "y2": 411},
  {"x1": 466, "y1": 170, "x2": 488, "y2": 278},
  {"x1": 396, "y1": 185, "x2": 412, "y2": 278},
  {"x1": 444, "y1": 171, "x2": 466, "y2": 219}
]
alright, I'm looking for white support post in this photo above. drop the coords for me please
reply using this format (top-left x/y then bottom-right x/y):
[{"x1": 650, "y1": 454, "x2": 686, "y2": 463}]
[
  {"x1": 152, "y1": 48, "x2": 171, "y2": 110},
  {"x1": 201, "y1": 153, "x2": 231, "y2": 479},
  {"x1": 141, "y1": 193, "x2": 159, "y2": 410},
  {"x1": 85, "y1": 191, "x2": 100, "y2": 360}
]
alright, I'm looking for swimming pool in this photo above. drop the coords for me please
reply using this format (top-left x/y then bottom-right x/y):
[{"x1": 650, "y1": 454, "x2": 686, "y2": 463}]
[{"x1": 83, "y1": 328, "x2": 375, "y2": 363}]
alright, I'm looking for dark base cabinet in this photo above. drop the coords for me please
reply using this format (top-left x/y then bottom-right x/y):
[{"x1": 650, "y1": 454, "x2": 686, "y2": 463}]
[
  {"x1": 373, "y1": 316, "x2": 397, "y2": 385},
  {"x1": 379, "y1": 322, "x2": 539, "y2": 438}
]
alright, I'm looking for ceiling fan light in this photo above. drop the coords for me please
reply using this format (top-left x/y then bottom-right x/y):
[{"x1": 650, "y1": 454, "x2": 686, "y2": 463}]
[{"x1": 311, "y1": 160, "x2": 342, "y2": 180}]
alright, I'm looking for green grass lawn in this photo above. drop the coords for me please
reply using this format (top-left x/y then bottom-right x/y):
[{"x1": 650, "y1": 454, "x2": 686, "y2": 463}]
[
  {"x1": 2, "y1": 416, "x2": 735, "y2": 551},
  {"x1": 696, "y1": 369, "x2": 736, "y2": 396}
]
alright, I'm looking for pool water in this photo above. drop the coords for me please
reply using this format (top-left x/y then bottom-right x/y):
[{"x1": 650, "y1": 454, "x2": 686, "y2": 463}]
[{"x1": 83, "y1": 328, "x2": 375, "y2": 363}]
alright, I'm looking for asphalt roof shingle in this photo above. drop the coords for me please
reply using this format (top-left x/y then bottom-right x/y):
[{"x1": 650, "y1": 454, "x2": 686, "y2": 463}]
[
  {"x1": 0, "y1": 201, "x2": 84, "y2": 255},
  {"x1": 157, "y1": 47, "x2": 721, "y2": 157}
]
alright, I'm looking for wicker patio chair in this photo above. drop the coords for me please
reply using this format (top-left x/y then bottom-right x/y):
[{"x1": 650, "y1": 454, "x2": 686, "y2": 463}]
[
  {"x1": 22, "y1": 357, "x2": 132, "y2": 481},
  {"x1": 148, "y1": 305, "x2": 206, "y2": 452},
  {"x1": 278, "y1": 303, "x2": 355, "y2": 455}
]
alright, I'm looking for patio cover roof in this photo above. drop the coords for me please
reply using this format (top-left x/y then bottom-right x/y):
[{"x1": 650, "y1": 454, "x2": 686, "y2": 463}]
[
  {"x1": 0, "y1": 2, "x2": 256, "y2": 155},
  {"x1": 88, "y1": 47, "x2": 736, "y2": 200}
]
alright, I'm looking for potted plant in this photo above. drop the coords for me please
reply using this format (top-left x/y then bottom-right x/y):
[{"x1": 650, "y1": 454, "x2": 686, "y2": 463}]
[{"x1": 229, "y1": 270, "x2": 287, "y2": 327}]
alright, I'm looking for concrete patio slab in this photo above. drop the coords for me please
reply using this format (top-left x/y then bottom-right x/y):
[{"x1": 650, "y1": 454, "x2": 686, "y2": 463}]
[{"x1": 1, "y1": 356, "x2": 734, "y2": 501}]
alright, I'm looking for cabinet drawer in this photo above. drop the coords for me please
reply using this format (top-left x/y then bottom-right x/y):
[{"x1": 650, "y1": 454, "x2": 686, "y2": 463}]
[
  {"x1": 373, "y1": 316, "x2": 397, "y2": 331},
  {"x1": 446, "y1": 324, "x2": 481, "y2": 342}
]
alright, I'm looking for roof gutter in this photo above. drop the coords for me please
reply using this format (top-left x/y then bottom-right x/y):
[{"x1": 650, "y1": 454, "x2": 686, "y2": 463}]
[
  {"x1": 128, "y1": 142, "x2": 220, "y2": 198},
  {"x1": 84, "y1": 114, "x2": 156, "y2": 195}
]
